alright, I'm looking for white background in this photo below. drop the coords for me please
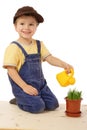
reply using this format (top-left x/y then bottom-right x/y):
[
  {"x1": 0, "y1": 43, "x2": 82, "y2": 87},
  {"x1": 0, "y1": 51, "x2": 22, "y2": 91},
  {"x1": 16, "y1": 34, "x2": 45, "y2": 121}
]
[{"x1": 0, "y1": 0, "x2": 87, "y2": 104}]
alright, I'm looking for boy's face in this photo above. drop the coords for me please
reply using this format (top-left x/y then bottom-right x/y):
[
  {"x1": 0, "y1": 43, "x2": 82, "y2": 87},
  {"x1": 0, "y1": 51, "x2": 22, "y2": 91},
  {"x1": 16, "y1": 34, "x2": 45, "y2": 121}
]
[{"x1": 14, "y1": 16, "x2": 38, "y2": 40}]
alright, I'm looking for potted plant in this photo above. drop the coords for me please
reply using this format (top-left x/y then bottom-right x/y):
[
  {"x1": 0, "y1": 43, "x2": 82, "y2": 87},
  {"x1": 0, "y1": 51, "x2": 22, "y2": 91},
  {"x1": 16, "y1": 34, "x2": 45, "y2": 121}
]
[{"x1": 65, "y1": 88, "x2": 82, "y2": 117}]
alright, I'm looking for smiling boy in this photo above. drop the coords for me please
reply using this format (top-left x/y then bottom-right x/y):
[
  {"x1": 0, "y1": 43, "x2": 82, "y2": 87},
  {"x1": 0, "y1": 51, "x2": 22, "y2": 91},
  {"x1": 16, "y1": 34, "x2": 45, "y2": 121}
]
[{"x1": 3, "y1": 6, "x2": 73, "y2": 113}]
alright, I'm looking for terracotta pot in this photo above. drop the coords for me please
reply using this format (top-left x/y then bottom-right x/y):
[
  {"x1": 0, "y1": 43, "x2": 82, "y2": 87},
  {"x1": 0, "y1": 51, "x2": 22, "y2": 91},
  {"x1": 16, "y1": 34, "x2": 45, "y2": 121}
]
[{"x1": 65, "y1": 97, "x2": 82, "y2": 117}]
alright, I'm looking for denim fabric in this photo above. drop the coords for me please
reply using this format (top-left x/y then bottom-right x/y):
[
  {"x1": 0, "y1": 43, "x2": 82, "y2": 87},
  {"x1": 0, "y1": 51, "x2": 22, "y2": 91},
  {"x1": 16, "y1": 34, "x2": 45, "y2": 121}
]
[{"x1": 8, "y1": 40, "x2": 59, "y2": 113}]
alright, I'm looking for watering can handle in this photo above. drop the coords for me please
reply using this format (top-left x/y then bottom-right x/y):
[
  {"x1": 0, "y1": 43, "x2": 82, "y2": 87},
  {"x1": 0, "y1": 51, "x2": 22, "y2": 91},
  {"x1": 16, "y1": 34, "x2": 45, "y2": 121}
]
[{"x1": 68, "y1": 69, "x2": 74, "y2": 77}]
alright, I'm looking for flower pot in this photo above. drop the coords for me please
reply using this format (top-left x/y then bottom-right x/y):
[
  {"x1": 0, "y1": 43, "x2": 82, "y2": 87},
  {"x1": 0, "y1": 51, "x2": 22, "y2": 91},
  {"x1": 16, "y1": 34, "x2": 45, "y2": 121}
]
[{"x1": 65, "y1": 97, "x2": 82, "y2": 117}]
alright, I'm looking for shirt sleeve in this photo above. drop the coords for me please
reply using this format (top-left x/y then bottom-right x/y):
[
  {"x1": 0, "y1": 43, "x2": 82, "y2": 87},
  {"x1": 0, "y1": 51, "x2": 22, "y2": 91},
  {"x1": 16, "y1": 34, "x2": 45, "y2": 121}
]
[
  {"x1": 3, "y1": 44, "x2": 21, "y2": 69},
  {"x1": 41, "y1": 41, "x2": 51, "y2": 61}
]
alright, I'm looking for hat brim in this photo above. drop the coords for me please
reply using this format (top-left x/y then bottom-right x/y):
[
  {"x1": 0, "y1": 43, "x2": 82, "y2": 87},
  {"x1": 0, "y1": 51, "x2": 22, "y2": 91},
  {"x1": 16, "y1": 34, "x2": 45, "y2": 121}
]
[{"x1": 13, "y1": 11, "x2": 44, "y2": 24}]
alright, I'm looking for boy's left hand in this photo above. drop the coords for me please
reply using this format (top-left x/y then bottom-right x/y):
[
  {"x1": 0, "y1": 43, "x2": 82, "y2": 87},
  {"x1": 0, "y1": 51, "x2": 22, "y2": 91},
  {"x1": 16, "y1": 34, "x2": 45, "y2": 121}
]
[{"x1": 64, "y1": 63, "x2": 73, "y2": 73}]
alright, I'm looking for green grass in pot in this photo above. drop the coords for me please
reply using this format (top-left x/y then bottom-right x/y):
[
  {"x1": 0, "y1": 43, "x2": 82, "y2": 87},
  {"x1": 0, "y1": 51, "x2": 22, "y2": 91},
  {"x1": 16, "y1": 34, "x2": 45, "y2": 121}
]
[{"x1": 67, "y1": 89, "x2": 82, "y2": 100}]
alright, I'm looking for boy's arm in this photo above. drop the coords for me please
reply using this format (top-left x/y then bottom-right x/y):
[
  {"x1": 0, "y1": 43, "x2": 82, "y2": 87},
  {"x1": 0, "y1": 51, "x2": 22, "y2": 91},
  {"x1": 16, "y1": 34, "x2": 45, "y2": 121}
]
[
  {"x1": 7, "y1": 66, "x2": 38, "y2": 95},
  {"x1": 45, "y1": 55, "x2": 73, "y2": 73}
]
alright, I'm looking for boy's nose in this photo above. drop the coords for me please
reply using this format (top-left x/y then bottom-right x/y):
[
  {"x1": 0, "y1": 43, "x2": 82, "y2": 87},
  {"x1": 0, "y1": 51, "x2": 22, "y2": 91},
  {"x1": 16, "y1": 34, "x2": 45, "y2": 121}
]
[{"x1": 25, "y1": 25, "x2": 30, "y2": 29}]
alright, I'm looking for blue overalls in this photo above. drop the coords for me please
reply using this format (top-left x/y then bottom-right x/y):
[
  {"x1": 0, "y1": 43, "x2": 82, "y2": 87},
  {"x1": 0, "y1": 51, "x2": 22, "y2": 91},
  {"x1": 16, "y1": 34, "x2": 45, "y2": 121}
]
[{"x1": 8, "y1": 40, "x2": 59, "y2": 113}]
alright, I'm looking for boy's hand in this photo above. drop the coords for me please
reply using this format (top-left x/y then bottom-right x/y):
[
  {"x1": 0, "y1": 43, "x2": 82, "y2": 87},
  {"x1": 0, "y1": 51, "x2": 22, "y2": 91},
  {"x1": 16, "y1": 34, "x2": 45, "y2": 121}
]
[
  {"x1": 64, "y1": 63, "x2": 74, "y2": 73},
  {"x1": 23, "y1": 85, "x2": 38, "y2": 96}
]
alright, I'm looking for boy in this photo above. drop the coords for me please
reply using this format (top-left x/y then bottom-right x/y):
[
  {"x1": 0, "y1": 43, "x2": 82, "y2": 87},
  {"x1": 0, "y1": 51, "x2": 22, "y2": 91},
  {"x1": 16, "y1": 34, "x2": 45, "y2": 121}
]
[{"x1": 3, "y1": 6, "x2": 73, "y2": 113}]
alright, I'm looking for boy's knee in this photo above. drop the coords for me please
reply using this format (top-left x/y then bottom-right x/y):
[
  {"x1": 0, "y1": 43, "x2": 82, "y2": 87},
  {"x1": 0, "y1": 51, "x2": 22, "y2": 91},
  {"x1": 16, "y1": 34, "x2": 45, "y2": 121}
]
[
  {"x1": 31, "y1": 100, "x2": 45, "y2": 113},
  {"x1": 18, "y1": 101, "x2": 45, "y2": 113},
  {"x1": 46, "y1": 99, "x2": 59, "y2": 110}
]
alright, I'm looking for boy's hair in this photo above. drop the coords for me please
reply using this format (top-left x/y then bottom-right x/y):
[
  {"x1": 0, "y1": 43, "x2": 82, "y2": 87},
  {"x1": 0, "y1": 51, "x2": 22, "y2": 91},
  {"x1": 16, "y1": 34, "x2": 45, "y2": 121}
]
[{"x1": 13, "y1": 6, "x2": 44, "y2": 24}]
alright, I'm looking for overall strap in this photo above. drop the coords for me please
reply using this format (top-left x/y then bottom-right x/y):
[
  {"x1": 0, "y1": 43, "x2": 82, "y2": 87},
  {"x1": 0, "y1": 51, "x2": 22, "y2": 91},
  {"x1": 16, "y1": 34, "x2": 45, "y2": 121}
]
[
  {"x1": 11, "y1": 41, "x2": 28, "y2": 56},
  {"x1": 36, "y1": 40, "x2": 41, "y2": 54}
]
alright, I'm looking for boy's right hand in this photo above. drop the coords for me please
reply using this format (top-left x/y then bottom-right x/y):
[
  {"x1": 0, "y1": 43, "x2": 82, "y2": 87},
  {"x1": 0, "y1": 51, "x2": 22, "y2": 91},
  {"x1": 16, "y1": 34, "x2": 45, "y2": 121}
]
[{"x1": 23, "y1": 85, "x2": 38, "y2": 96}]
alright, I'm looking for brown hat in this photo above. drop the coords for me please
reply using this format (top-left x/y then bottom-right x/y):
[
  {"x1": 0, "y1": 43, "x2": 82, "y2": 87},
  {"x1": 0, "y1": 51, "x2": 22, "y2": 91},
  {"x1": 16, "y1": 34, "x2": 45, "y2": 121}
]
[{"x1": 13, "y1": 6, "x2": 44, "y2": 24}]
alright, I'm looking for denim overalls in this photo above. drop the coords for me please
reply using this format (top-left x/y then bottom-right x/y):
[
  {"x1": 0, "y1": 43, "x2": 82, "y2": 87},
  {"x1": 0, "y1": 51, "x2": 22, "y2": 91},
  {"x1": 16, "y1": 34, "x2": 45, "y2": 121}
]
[{"x1": 8, "y1": 40, "x2": 59, "y2": 113}]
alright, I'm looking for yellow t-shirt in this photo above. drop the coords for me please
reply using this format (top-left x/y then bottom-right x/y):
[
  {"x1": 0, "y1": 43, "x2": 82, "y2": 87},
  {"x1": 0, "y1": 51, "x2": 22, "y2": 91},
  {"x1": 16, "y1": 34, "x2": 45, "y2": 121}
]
[{"x1": 3, "y1": 39, "x2": 51, "y2": 71}]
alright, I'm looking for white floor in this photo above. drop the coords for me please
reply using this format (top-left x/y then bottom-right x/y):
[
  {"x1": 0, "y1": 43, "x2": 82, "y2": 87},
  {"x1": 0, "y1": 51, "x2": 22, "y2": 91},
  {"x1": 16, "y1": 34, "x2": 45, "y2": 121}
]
[{"x1": 0, "y1": 101, "x2": 87, "y2": 130}]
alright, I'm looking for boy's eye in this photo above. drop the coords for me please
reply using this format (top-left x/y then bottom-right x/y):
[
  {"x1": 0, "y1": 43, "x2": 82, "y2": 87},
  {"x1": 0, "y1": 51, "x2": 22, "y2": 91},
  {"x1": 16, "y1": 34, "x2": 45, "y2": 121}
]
[
  {"x1": 20, "y1": 23, "x2": 24, "y2": 25},
  {"x1": 29, "y1": 24, "x2": 34, "y2": 26}
]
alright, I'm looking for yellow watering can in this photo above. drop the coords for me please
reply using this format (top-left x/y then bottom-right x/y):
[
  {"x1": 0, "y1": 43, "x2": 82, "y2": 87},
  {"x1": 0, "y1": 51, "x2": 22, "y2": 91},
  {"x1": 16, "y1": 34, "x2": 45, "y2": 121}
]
[{"x1": 56, "y1": 69, "x2": 75, "y2": 87}]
